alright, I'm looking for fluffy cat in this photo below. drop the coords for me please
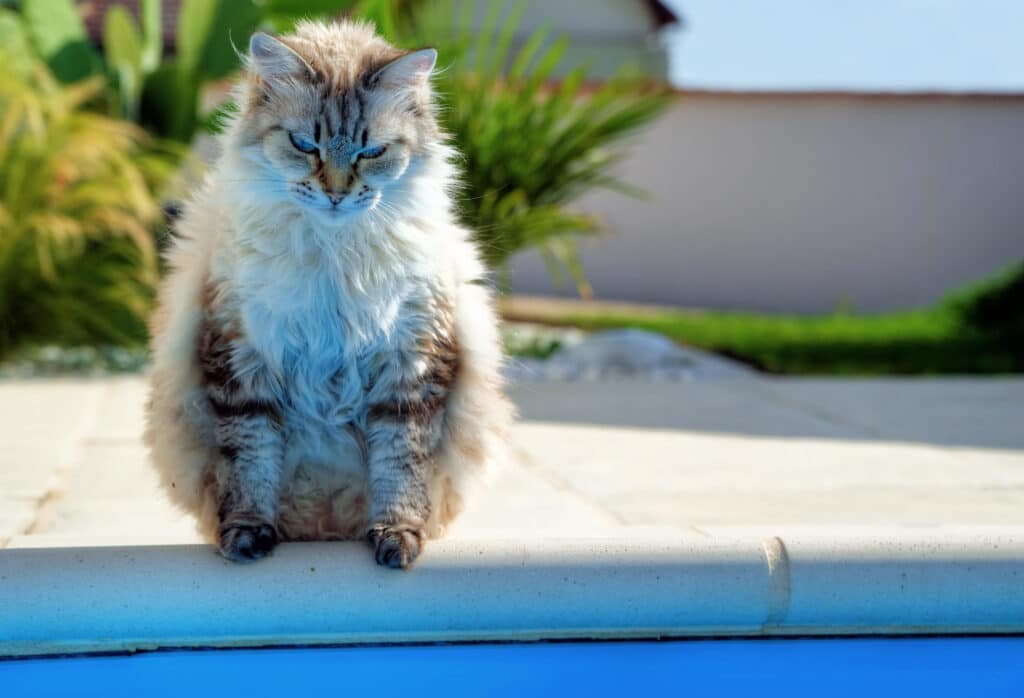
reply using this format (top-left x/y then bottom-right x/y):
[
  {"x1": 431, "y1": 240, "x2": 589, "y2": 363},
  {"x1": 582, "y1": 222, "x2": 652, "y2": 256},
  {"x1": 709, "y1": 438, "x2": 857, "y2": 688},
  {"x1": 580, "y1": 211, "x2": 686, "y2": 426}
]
[{"x1": 144, "y1": 21, "x2": 513, "y2": 569}]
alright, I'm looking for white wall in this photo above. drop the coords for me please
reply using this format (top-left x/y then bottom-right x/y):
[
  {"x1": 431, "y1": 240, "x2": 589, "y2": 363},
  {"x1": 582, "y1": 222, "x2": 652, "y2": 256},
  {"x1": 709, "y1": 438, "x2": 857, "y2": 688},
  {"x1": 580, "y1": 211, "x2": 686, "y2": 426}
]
[
  {"x1": 507, "y1": 93, "x2": 1024, "y2": 313},
  {"x1": 460, "y1": 0, "x2": 670, "y2": 79}
]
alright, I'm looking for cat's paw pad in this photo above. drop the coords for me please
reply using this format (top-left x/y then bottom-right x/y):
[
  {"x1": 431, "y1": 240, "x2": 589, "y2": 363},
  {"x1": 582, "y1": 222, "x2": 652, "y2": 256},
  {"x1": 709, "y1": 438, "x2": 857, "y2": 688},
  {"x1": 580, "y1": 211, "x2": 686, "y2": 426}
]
[
  {"x1": 219, "y1": 522, "x2": 278, "y2": 563},
  {"x1": 368, "y1": 524, "x2": 424, "y2": 570}
]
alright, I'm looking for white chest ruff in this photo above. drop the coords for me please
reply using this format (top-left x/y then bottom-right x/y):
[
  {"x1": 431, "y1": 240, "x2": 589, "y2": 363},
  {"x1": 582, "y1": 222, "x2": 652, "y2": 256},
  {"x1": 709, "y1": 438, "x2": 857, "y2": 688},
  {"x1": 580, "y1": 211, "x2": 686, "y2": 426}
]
[{"x1": 237, "y1": 258, "x2": 412, "y2": 475}]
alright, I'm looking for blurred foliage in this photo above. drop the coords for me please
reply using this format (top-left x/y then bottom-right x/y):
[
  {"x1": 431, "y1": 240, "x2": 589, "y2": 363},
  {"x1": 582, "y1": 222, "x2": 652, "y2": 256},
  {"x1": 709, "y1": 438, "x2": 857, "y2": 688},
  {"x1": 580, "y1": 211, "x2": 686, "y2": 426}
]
[
  {"x1": 0, "y1": 0, "x2": 668, "y2": 357},
  {"x1": 140, "y1": 0, "x2": 263, "y2": 140},
  {"x1": 7, "y1": 0, "x2": 668, "y2": 292},
  {"x1": 0, "y1": 7, "x2": 33, "y2": 76},
  {"x1": 947, "y1": 259, "x2": 1024, "y2": 344},
  {"x1": 396, "y1": 1, "x2": 671, "y2": 294},
  {"x1": 0, "y1": 55, "x2": 177, "y2": 358},
  {"x1": 505, "y1": 260, "x2": 1024, "y2": 375},
  {"x1": 0, "y1": 0, "x2": 1015, "y2": 376},
  {"x1": 20, "y1": 0, "x2": 102, "y2": 83},
  {"x1": 103, "y1": 0, "x2": 161, "y2": 121},
  {"x1": 11, "y1": 0, "x2": 338, "y2": 140}
]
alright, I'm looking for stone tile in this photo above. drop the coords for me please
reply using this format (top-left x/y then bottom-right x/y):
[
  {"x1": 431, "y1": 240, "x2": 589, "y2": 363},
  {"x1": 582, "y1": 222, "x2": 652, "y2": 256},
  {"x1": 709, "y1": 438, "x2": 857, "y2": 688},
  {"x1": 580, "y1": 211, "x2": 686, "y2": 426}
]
[
  {"x1": 508, "y1": 380, "x2": 864, "y2": 438},
  {"x1": 0, "y1": 379, "x2": 107, "y2": 540},
  {"x1": 448, "y1": 441, "x2": 627, "y2": 538},
  {"x1": 87, "y1": 376, "x2": 149, "y2": 442},
  {"x1": 513, "y1": 422, "x2": 1024, "y2": 528},
  {"x1": 755, "y1": 378, "x2": 1024, "y2": 449},
  {"x1": 39, "y1": 442, "x2": 197, "y2": 540},
  {"x1": 7, "y1": 376, "x2": 1024, "y2": 549},
  {"x1": 617, "y1": 487, "x2": 1024, "y2": 528},
  {"x1": 5, "y1": 533, "x2": 205, "y2": 549},
  {"x1": 0, "y1": 501, "x2": 36, "y2": 544}
]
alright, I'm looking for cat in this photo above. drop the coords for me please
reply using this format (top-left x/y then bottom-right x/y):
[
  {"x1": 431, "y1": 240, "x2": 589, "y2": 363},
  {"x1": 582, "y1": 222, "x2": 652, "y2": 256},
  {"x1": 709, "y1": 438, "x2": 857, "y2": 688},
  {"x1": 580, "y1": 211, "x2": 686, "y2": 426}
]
[{"x1": 144, "y1": 20, "x2": 513, "y2": 569}]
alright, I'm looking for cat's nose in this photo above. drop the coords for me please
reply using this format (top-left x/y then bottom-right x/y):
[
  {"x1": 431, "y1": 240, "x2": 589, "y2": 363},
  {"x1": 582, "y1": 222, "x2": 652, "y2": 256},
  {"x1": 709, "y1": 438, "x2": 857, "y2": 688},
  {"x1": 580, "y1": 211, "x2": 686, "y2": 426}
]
[{"x1": 327, "y1": 193, "x2": 343, "y2": 206}]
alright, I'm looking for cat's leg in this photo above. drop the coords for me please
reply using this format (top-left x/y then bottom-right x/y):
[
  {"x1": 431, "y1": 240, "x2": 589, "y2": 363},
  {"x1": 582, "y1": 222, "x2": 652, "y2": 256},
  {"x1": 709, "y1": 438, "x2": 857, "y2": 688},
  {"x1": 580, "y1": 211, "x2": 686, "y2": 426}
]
[
  {"x1": 201, "y1": 323, "x2": 284, "y2": 563},
  {"x1": 365, "y1": 337, "x2": 458, "y2": 569}
]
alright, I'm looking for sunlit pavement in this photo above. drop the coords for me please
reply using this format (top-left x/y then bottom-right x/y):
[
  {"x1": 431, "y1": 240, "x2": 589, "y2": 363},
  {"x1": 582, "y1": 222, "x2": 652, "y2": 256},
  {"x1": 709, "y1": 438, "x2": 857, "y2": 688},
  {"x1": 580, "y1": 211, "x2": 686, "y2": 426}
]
[{"x1": 2, "y1": 375, "x2": 1023, "y2": 548}]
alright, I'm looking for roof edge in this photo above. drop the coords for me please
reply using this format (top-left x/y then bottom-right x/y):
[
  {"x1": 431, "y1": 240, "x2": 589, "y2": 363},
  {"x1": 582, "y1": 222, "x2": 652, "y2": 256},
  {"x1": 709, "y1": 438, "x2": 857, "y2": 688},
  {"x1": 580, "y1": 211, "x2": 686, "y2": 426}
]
[
  {"x1": 672, "y1": 87, "x2": 1024, "y2": 102},
  {"x1": 643, "y1": 0, "x2": 682, "y2": 28}
]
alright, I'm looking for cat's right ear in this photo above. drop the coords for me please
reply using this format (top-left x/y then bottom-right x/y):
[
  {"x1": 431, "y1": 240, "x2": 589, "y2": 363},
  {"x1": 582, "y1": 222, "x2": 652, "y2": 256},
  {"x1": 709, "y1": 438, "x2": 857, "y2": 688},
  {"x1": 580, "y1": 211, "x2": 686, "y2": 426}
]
[{"x1": 249, "y1": 33, "x2": 314, "y2": 84}]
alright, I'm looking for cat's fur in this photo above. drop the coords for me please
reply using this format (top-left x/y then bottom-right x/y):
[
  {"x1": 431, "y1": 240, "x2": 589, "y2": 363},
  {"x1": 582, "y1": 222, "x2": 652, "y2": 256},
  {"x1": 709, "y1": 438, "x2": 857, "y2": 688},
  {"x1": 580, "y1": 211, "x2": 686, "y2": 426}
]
[{"x1": 144, "y1": 21, "x2": 512, "y2": 569}]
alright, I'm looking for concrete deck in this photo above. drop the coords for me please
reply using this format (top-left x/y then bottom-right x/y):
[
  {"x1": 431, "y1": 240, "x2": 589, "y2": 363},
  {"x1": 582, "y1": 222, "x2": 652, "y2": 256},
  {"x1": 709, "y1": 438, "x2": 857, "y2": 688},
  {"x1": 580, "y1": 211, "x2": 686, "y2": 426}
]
[{"x1": 1, "y1": 375, "x2": 1022, "y2": 549}]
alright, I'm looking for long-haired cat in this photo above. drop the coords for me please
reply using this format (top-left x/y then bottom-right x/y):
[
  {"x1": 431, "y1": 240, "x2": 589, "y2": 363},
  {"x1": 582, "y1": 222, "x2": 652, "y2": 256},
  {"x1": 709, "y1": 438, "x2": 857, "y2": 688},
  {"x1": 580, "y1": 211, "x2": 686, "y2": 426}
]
[{"x1": 145, "y1": 21, "x2": 513, "y2": 569}]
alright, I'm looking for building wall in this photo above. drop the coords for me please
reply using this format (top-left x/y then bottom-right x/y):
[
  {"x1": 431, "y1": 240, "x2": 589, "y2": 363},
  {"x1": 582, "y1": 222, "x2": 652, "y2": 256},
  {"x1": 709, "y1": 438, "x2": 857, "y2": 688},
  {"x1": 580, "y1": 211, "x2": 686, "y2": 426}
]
[
  {"x1": 507, "y1": 93, "x2": 1024, "y2": 313},
  {"x1": 461, "y1": 0, "x2": 670, "y2": 79}
]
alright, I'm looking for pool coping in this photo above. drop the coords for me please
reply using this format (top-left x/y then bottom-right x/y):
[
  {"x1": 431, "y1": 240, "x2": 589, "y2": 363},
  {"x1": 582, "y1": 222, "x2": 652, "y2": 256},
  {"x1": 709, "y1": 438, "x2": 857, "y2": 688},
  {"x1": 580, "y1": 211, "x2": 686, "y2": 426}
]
[{"x1": 2, "y1": 530, "x2": 1023, "y2": 658}]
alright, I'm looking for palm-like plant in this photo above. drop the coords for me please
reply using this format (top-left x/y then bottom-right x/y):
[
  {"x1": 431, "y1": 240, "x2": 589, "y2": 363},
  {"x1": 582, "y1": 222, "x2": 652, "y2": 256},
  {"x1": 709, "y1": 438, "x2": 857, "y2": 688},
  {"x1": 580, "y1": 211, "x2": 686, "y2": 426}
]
[
  {"x1": 400, "y1": 1, "x2": 671, "y2": 295},
  {"x1": 0, "y1": 56, "x2": 175, "y2": 358}
]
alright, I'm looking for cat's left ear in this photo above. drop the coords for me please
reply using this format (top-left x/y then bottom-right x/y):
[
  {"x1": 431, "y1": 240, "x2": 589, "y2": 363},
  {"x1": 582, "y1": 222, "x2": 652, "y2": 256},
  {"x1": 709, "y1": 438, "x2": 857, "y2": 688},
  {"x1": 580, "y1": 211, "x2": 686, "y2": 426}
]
[
  {"x1": 372, "y1": 48, "x2": 437, "y2": 90},
  {"x1": 249, "y1": 32, "x2": 315, "y2": 84}
]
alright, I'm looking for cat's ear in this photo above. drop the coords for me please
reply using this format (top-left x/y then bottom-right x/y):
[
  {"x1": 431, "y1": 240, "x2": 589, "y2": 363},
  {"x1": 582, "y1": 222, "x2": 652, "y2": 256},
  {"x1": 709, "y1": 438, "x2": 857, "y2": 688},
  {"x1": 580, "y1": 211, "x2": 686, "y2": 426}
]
[
  {"x1": 371, "y1": 48, "x2": 437, "y2": 90},
  {"x1": 249, "y1": 32, "x2": 314, "y2": 83}
]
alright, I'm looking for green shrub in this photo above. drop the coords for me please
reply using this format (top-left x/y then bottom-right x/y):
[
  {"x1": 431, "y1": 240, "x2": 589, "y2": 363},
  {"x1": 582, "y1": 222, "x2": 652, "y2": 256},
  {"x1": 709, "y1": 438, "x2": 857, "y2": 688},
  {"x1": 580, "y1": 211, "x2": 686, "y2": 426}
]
[
  {"x1": 397, "y1": 1, "x2": 671, "y2": 294},
  {"x1": 946, "y1": 260, "x2": 1024, "y2": 342},
  {"x1": 0, "y1": 57, "x2": 175, "y2": 358},
  {"x1": 3, "y1": 0, "x2": 668, "y2": 340},
  {"x1": 10, "y1": 0, "x2": 262, "y2": 141}
]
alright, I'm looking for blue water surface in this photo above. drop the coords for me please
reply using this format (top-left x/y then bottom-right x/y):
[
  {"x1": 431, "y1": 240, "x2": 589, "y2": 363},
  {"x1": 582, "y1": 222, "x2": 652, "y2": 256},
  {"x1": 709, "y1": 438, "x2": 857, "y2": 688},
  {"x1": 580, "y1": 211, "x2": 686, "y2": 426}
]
[{"x1": 3, "y1": 637, "x2": 1022, "y2": 697}]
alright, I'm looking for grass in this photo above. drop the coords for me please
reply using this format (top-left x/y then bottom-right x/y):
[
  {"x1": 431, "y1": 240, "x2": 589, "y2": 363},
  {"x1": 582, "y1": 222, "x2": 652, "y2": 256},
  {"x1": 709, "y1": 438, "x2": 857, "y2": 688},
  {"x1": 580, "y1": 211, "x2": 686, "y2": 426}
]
[{"x1": 501, "y1": 263, "x2": 1024, "y2": 375}]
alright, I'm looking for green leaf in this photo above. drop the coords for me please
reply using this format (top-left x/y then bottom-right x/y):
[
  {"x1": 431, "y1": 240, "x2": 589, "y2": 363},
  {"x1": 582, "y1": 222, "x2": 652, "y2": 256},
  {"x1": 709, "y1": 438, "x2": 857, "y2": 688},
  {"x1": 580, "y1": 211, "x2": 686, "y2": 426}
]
[
  {"x1": 263, "y1": 0, "x2": 359, "y2": 14},
  {"x1": 140, "y1": 62, "x2": 197, "y2": 142},
  {"x1": 177, "y1": 0, "x2": 260, "y2": 80},
  {"x1": 104, "y1": 6, "x2": 143, "y2": 69},
  {"x1": 0, "y1": 8, "x2": 32, "y2": 78},
  {"x1": 104, "y1": 6, "x2": 144, "y2": 119},
  {"x1": 356, "y1": 0, "x2": 396, "y2": 40},
  {"x1": 0, "y1": 52, "x2": 175, "y2": 358},
  {"x1": 139, "y1": 0, "x2": 163, "y2": 73},
  {"x1": 21, "y1": 0, "x2": 100, "y2": 83},
  {"x1": 390, "y1": 0, "x2": 669, "y2": 289}
]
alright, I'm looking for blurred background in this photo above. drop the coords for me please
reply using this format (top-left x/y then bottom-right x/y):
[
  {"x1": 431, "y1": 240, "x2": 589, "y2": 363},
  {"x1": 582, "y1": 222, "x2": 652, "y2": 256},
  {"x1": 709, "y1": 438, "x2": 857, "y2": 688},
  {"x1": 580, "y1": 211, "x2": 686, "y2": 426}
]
[
  {"x1": 1, "y1": 0, "x2": 1022, "y2": 550},
  {"x1": 0, "y1": 0, "x2": 1021, "y2": 377}
]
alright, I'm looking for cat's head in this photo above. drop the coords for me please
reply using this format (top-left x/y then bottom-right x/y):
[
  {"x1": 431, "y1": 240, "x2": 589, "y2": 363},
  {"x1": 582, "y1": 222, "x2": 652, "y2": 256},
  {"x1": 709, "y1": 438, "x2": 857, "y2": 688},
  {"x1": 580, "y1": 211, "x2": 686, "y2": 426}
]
[{"x1": 233, "y1": 21, "x2": 441, "y2": 225}]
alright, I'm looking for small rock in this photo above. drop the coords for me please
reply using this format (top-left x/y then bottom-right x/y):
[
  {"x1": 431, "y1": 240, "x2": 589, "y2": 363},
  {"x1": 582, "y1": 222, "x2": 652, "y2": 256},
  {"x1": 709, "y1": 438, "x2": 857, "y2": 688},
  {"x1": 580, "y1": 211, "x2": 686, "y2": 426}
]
[{"x1": 504, "y1": 329, "x2": 753, "y2": 382}]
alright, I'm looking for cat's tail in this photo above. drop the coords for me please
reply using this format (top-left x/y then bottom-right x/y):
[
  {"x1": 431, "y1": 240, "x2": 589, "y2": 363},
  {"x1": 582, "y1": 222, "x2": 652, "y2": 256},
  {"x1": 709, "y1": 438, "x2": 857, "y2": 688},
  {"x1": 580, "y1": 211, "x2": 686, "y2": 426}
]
[
  {"x1": 144, "y1": 225, "x2": 221, "y2": 543},
  {"x1": 427, "y1": 279, "x2": 515, "y2": 537}
]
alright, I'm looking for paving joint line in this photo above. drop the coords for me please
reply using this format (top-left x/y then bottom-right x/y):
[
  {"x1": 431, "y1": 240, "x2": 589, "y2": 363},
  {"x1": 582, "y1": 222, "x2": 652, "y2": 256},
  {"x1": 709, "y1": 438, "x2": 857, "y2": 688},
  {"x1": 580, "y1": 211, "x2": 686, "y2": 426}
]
[
  {"x1": 736, "y1": 379, "x2": 890, "y2": 440},
  {"x1": 23, "y1": 383, "x2": 109, "y2": 536},
  {"x1": 510, "y1": 445, "x2": 631, "y2": 527}
]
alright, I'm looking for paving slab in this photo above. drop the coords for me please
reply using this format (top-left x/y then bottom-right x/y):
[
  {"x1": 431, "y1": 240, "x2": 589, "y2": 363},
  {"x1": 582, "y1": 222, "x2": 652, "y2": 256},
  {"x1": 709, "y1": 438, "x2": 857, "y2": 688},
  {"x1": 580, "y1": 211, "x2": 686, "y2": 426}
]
[
  {"x1": 2, "y1": 375, "x2": 1023, "y2": 548},
  {"x1": 0, "y1": 379, "x2": 108, "y2": 542},
  {"x1": 752, "y1": 377, "x2": 1024, "y2": 449},
  {"x1": 513, "y1": 422, "x2": 1024, "y2": 528},
  {"x1": 507, "y1": 379, "x2": 865, "y2": 438}
]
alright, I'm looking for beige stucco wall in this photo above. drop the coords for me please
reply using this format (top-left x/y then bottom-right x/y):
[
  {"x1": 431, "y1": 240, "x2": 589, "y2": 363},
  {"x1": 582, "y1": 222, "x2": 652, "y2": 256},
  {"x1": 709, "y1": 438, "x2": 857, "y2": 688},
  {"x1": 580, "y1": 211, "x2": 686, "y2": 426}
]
[
  {"x1": 507, "y1": 93, "x2": 1024, "y2": 313},
  {"x1": 461, "y1": 0, "x2": 670, "y2": 79}
]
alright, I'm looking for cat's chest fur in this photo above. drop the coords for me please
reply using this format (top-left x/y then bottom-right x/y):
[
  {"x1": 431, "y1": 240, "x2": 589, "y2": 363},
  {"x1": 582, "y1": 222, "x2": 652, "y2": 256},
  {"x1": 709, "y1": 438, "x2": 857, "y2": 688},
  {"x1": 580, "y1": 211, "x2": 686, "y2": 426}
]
[{"x1": 232, "y1": 250, "x2": 425, "y2": 464}]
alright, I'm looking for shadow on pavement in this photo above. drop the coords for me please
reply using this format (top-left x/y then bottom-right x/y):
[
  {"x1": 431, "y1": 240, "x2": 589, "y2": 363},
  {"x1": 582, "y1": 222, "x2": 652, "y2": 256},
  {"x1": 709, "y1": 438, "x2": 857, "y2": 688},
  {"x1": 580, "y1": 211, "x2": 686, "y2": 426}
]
[{"x1": 508, "y1": 378, "x2": 1024, "y2": 451}]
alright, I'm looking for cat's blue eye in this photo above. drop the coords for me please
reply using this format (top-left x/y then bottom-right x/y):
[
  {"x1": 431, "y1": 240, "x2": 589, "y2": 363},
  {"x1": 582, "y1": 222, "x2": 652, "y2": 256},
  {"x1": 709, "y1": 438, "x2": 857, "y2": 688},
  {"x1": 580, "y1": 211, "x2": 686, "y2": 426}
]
[
  {"x1": 357, "y1": 144, "x2": 387, "y2": 160},
  {"x1": 289, "y1": 132, "x2": 318, "y2": 154}
]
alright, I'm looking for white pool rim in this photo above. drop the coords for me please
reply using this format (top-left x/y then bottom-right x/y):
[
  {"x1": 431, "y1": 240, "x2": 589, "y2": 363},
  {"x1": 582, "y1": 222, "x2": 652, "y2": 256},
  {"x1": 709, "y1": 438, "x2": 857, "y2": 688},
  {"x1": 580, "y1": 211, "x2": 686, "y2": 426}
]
[{"x1": 2, "y1": 530, "x2": 1023, "y2": 657}]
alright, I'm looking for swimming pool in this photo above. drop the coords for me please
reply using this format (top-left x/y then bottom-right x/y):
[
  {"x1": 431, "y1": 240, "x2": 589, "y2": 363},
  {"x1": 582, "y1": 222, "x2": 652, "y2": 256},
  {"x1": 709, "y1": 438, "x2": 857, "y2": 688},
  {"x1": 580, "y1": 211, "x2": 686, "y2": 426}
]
[{"x1": 4, "y1": 637, "x2": 1023, "y2": 697}]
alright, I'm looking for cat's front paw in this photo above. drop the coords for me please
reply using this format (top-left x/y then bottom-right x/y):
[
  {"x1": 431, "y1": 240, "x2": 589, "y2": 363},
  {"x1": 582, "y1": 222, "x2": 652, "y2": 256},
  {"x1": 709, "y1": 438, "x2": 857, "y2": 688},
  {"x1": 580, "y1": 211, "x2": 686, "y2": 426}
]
[
  {"x1": 368, "y1": 524, "x2": 424, "y2": 570},
  {"x1": 219, "y1": 522, "x2": 279, "y2": 563}
]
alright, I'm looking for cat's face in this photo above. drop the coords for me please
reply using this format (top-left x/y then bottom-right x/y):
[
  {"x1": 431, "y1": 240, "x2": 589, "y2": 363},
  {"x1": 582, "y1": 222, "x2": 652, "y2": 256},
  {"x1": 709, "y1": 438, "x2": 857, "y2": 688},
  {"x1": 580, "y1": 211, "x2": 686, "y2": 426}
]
[{"x1": 237, "y1": 25, "x2": 439, "y2": 225}]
